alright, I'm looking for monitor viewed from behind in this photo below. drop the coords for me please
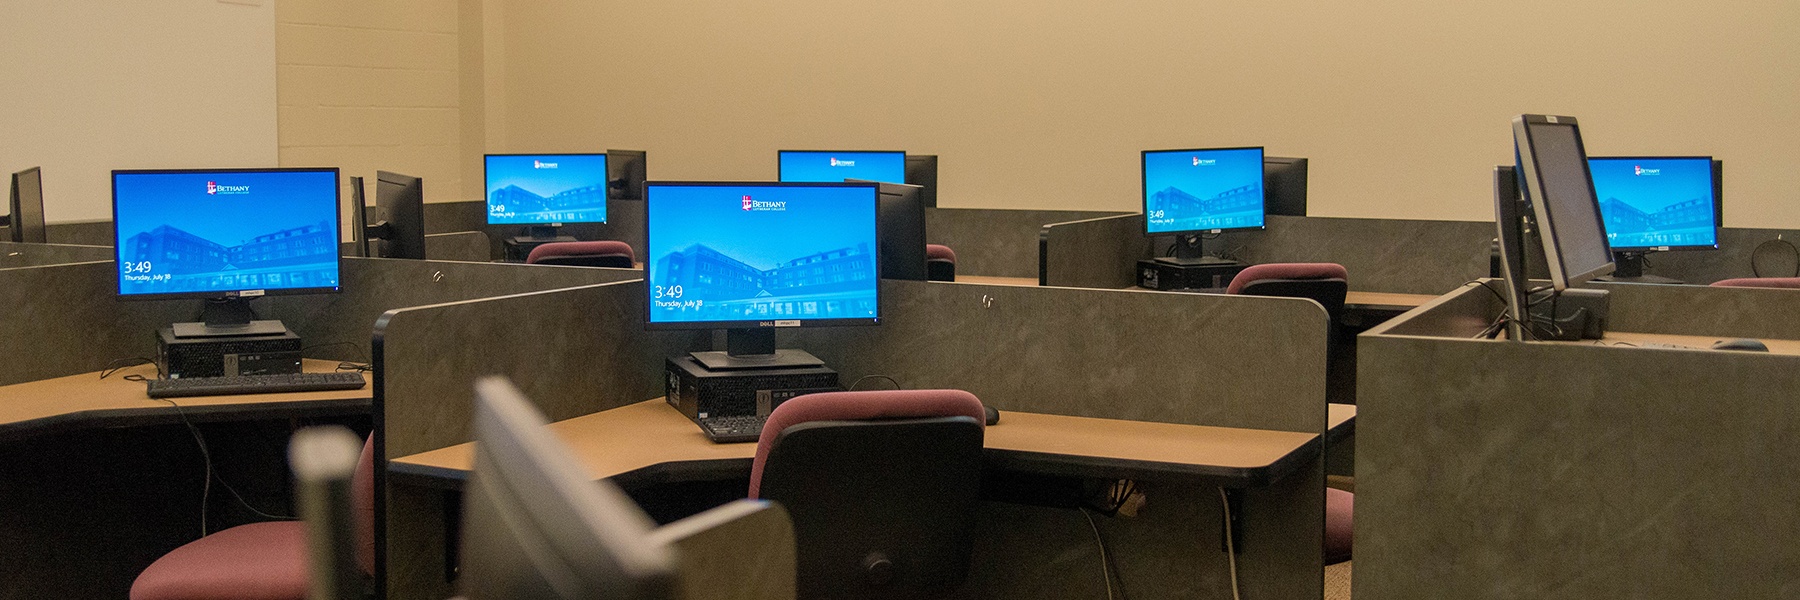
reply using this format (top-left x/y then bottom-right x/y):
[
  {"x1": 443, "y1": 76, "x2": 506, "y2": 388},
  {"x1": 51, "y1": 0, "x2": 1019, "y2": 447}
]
[
  {"x1": 1263, "y1": 156, "x2": 1308, "y2": 217},
  {"x1": 778, "y1": 150, "x2": 906, "y2": 184},
  {"x1": 904, "y1": 154, "x2": 939, "y2": 208},
  {"x1": 1588, "y1": 156, "x2": 1721, "y2": 282},
  {"x1": 1512, "y1": 115, "x2": 1613, "y2": 291},
  {"x1": 848, "y1": 179, "x2": 928, "y2": 281},
  {"x1": 1143, "y1": 146, "x2": 1266, "y2": 265},
  {"x1": 348, "y1": 176, "x2": 369, "y2": 257},
  {"x1": 9, "y1": 167, "x2": 47, "y2": 243},
  {"x1": 645, "y1": 181, "x2": 881, "y2": 370},
  {"x1": 486, "y1": 154, "x2": 609, "y2": 239},
  {"x1": 607, "y1": 149, "x2": 648, "y2": 201},
  {"x1": 461, "y1": 377, "x2": 677, "y2": 600},
  {"x1": 112, "y1": 168, "x2": 341, "y2": 337},
  {"x1": 368, "y1": 171, "x2": 426, "y2": 260}
]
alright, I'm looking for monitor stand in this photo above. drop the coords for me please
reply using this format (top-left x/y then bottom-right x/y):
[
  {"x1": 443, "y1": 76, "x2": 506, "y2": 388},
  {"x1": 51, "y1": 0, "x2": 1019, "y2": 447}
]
[
  {"x1": 1595, "y1": 252, "x2": 1685, "y2": 285},
  {"x1": 170, "y1": 298, "x2": 289, "y2": 338},
  {"x1": 690, "y1": 328, "x2": 825, "y2": 371},
  {"x1": 1153, "y1": 234, "x2": 1242, "y2": 267}
]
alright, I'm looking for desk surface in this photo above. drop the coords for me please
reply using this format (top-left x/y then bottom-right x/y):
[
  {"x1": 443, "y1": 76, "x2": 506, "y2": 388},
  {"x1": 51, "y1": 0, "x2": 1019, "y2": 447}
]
[
  {"x1": 0, "y1": 359, "x2": 372, "y2": 442},
  {"x1": 951, "y1": 275, "x2": 1434, "y2": 311},
  {"x1": 392, "y1": 399, "x2": 1349, "y2": 490},
  {"x1": 1562, "y1": 331, "x2": 1800, "y2": 357}
]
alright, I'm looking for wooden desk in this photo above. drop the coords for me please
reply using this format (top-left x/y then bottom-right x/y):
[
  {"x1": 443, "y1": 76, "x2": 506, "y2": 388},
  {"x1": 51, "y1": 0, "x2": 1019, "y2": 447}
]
[
  {"x1": 390, "y1": 399, "x2": 1325, "y2": 489},
  {"x1": 0, "y1": 359, "x2": 372, "y2": 442}
]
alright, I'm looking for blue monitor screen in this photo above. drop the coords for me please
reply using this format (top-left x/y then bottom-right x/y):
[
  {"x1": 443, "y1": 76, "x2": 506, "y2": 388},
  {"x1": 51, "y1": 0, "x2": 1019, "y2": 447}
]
[
  {"x1": 1588, "y1": 157, "x2": 1718, "y2": 250},
  {"x1": 1142, "y1": 147, "x2": 1266, "y2": 234},
  {"x1": 646, "y1": 183, "x2": 879, "y2": 327},
  {"x1": 778, "y1": 151, "x2": 906, "y2": 184},
  {"x1": 113, "y1": 169, "x2": 340, "y2": 297},
  {"x1": 485, "y1": 154, "x2": 609, "y2": 225}
]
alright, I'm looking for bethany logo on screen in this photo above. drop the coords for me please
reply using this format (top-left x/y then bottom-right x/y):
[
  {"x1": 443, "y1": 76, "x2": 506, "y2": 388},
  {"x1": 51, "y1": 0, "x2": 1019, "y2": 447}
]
[
  {"x1": 533, "y1": 160, "x2": 558, "y2": 169},
  {"x1": 829, "y1": 157, "x2": 856, "y2": 167},
  {"x1": 1634, "y1": 165, "x2": 1661, "y2": 176},
  {"x1": 206, "y1": 181, "x2": 250, "y2": 195},
  {"x1": 1192, "y1": 157, "x2": 1216, "y2": 167},
  {"x1": 741, "y1": 195, "x2": 787, "y2": 212}
]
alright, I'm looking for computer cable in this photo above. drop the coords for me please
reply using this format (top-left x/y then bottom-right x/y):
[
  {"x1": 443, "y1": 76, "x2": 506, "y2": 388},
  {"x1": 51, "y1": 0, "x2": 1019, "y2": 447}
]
[
  {"x1": 148, "y1": 396, "x2": 296, "y2": 535},
  {"x1": 1751, "y1": 236, "x2": 1800, "y2": 277},
  {"x1": 848, "y1": 374, "x2": 901, "y2": 391},
  {"x1": 1078, "y1": 506, "x2": 1118, "y2": 600},
  {"x1": 1219, "y1": 487, "x2": 1242, "y2": 600},
  {"x1": 99, "y1": 357, "x2": 160, "y2": 380}
]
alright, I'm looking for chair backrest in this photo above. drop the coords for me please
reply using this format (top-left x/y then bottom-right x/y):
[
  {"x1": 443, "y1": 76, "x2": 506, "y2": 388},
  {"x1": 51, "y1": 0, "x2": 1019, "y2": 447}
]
[
  {"x1": 925, "y1": 244, "x2": 956, "y2": 282},
  {"x1": 353, "y1": 433, "x2": 375, "y2": 577},
  {"x1": 1711, "y1": 277, "x2": 1800, "y2": 289},
  {"x1": 1227, "y1": 262, "x2": 1349, "y2": 323},
  {"x1": 749, "y1": 390, "x2": 985, "y2": 600},
  {"x1": 526, "y1": 240, "x2": 636, "y2": 268}
]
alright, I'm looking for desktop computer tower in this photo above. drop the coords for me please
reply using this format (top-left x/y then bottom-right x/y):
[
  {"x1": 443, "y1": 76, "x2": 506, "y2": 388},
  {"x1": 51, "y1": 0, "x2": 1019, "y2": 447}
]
[
  {"x1": 157, "y1": 328, "x2": 303, "y2": 379},
  {"x1": 664, "y1": 357, "x2": 839, "y2": 420},
  {"x1": 1136, "y1": 260, "x2": 1248, "y2": 291}
]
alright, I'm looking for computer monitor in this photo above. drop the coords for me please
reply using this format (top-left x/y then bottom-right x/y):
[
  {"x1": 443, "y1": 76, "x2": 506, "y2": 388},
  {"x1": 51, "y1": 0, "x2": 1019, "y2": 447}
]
[
  {"x1": 1588, "y1": 156, "x2": 1721, "y2": 280},
  {"x1": 848, "y1": 179, "x2": 927, "y2": 281},
  {"x1": 904, "y1": 154, "x2": 939, "y2": 208},
  {"x1": 460, "y1": 377, "x2": 677, "y2": 600},
  {"x1": 485, "y1": 154, "x2": 609, "y2": 239},
  {"x1": 1512, "y1": 115, "x2": 1613, "y2": 291},
  {"x1": 112, "y1": 168, "x2": 341, "y2": 337},
  {"x1": 368, "y1": 171, "x2": 426, "y2": 260},
  {"x1": 645, "y1": 181, "x2": 880, "y2": 370},
  {"x1": 348, "y1": 176, "x2": 370, "y2": 257},
  {"x1": 778, "y1": 150, "x2": 906, "y2": 184},
  {"x1": 8, "y1": 167, "x2": 47, "y2": 243},
  {"x1": 607, "y1": 149, "x2": 648, "y2": 202},
  {"x1": 1264, "y1": 156, "x2": 1308, "y2": 217},
  {"x1": 1142, "y1": 146, "x2": 1265, "y2": 265}
]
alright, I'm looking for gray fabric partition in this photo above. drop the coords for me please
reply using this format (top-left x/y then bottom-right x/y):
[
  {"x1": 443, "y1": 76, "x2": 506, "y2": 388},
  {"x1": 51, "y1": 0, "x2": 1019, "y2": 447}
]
[
  {"x1": 1357, "y1": 284, "x2": 1800, "y2": 598},
  {"x1": 1594, "y1": 280, "x2": 1800, "y2": 339},
  {"x1": 0, "y1": 241, "x2": 113, "y2": 268},
  {"x1": 421, "y1": 231, "x2": 491, "y2": 262},
  {"x1": 374, "y1": 278, "x2": 1330, "y2": 600},
  {"x1": 926, "y1": 207, "x2": 1124, "y2": 278},
  {"x1": 1039, "y1": 213, "x2": 1154, "y2": 289},
  {"x1": 0, "y1": 258, "x2": 640, "y2": 386}
]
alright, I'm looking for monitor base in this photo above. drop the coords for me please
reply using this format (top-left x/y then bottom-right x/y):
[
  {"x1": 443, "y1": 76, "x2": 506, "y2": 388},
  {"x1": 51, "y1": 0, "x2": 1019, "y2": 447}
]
[
  {"x1": 690, "y1": 349, "x2": 825, "y2": 371},
  {"x1": 1152, "y1": 256, "x2": 1242, "y2": 267},
  {"x1": 171, "y1": 320, "x2": 291, "y2": 339}
]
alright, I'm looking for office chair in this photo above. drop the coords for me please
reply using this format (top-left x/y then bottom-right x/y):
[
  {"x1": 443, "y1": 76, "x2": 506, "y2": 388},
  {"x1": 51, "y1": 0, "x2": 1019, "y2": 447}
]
[
  {"x1": 525, "y1": 240, "x2": 636, "y2": 268},
  {"x1": 130, "y1": 434, "x2": 375, "y2": 600},
  {"x1": 750, "y1": 390, "x2": 986, "y2": 600},
  {"x1": 925, "y1": 244, "x2": 957, "y2": 282},
  {"x1": 1710, "y1": 277, "x2": 1800, "y2": 289},
  {"x1": 1225, "y1": 263, "x2": 1355, "y2": 564}
]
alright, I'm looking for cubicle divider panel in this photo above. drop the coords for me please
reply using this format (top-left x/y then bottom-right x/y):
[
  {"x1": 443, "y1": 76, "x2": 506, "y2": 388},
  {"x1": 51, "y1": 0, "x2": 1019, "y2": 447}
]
[
  {"x1": 1039, "y1": 213, "x2": 1154, "y2": 289},
  {"x1": 0, "y1": 241, "x2": 114, "y2": 268},
  {"x1": 422, "y1": 231, "x2": 493, "y2": 262},
  {"x1": 927, "y1": 207, "x2": 1126, "y2": 278},
  {"x1": 793, "y1": 279, "x2": 1329, "y2": 434},
  {"x1": 43, "y1": 220, "x2": 113, "y2": 246},
  {"x1": 1214, "y1": 215, "x2": 1494, "y2": 295},
  {"x1": 1593, "y1": 281, "x2": 1800, "y2": 339},
  {"x1": 1357, "y1": 333, "x2": 1800, "y2": 599}
]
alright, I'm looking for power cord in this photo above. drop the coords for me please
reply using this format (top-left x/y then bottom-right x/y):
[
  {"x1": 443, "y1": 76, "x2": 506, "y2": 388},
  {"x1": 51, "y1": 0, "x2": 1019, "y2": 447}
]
[
  {"x1": 1751, "y1": 236, "x2": 1800, "y2": 277},
  {"x1": 1219, "y1": 488, "x2": 1242, "y2": 600},
  {"x1": 848, "y1": 374, "x2": 901, "y2": 391},
  {"x1": 303, "y1": 341, "x2": 371, "y2": 372},
  {"x1": 148, "y1": 397, "x2": 297, "y2": 536},
  {"x1": 1078, "y1": 507, "x2": 1118, "y2": 600}
]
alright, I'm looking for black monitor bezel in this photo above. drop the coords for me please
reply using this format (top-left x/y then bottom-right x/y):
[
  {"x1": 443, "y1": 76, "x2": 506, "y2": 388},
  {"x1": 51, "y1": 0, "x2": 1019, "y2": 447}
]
[
  {"x1": 776, "y1": 150, "x2": 908, "y2": 183},
  {"x1": 110, "y1": 167, "x2": 344, "y2": 302},
  {"x1": 1586, "y1": 155, "x2": 1721, "y2": 252},
  {"x1": 1141, "y1": 146, "x2": 1268, "y2": 238},
  {"x1": 482, "y1": 153, "x2": 610, "y2": 226},
  {"x1": 1512, "y1": 115, "x2": 1614, "y2": 290},
  {"x1": 642, "y1": 180, "x2": 883, "y2": 332},
  {"x1": 9, "y1": 166, "x2": 47, "y2": 244}
]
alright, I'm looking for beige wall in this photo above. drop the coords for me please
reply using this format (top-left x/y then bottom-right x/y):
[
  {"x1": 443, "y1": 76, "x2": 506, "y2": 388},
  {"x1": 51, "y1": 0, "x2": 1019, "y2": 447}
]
[
  {"x1": 485, "y1": 0, "x2": 1800, "y2": 227},
  {"x1": 275, "y1": 0, "x2": 465, "y2": 208}
]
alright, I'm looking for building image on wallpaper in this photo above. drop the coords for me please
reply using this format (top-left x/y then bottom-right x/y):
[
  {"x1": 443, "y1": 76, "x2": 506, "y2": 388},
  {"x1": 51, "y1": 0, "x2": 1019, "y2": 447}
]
[
  {"x1": 488, "y1": 184, "x2": 607, "y2": 222},
  {"x1": 1148, "y1": 183, "x2": 1263, "y2": 231},
  {"x1": 123, "y1": 221, "x2": 337, "y2": 292},
  {"x1": 654, "y1": 242, "x2": 876, "y2": 321},
  {"x1": 1598, "y1": 196, "x2": 1714, "y2": 248}
]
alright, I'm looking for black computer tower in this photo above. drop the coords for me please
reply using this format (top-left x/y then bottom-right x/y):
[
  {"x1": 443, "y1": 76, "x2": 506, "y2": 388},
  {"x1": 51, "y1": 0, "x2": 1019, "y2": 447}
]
[
  {"x1": 157, "y1": 328, "x2": 303, "y2": 379},
  {"x1": 664, "y1": 357, "x2": 839, "y2": 420}
]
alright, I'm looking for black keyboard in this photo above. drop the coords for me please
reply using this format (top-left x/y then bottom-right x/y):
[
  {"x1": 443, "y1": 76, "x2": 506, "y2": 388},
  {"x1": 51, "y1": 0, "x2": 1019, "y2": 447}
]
[
  {"x1": 147, "y1": 372, "x2": 367, "y2": 398},
  {"x1": 696, "y1": 414, "x2": 766, "y2": 444}
]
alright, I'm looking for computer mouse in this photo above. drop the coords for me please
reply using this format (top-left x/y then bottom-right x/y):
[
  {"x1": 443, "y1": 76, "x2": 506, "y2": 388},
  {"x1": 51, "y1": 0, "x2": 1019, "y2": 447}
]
[
  {"x1": 982, "y1": 404, "x2": 1000, "y2": 426},
  {"x1": 1710, "y1": 338, "x2": 1769, "y2": 352}
]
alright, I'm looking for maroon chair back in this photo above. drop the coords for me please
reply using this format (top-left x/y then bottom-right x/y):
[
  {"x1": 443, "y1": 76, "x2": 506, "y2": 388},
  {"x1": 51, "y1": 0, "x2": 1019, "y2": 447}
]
[
  {"x1": 1711, "y1": 277, "x2": 1800, "y2": 289},
  {"x1": 1227, "y1": 262, "x2": 1348, "y2": 324},
  {"x1": 925, "y1": 244, "x2": 957, "y2": 282},
  {"x1": 525, "y1": 240, "x2": 635, "y2": 268},
  {"x1": 750, "y1": 390, "x2": 985, "y2": 600}
]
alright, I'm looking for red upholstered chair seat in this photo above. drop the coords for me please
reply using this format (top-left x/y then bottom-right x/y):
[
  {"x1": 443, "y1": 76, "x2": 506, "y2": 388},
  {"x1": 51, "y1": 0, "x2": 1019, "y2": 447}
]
[
  {"x1": 1225, "y1": 262, "x2": 1348, "y2": 295},
  {"x1": 130, "y1": 521, "x2": 310, "y2": 600},
  {"x1": 1710, "y1": 277, "x2": 1800, "y2": 289}
]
